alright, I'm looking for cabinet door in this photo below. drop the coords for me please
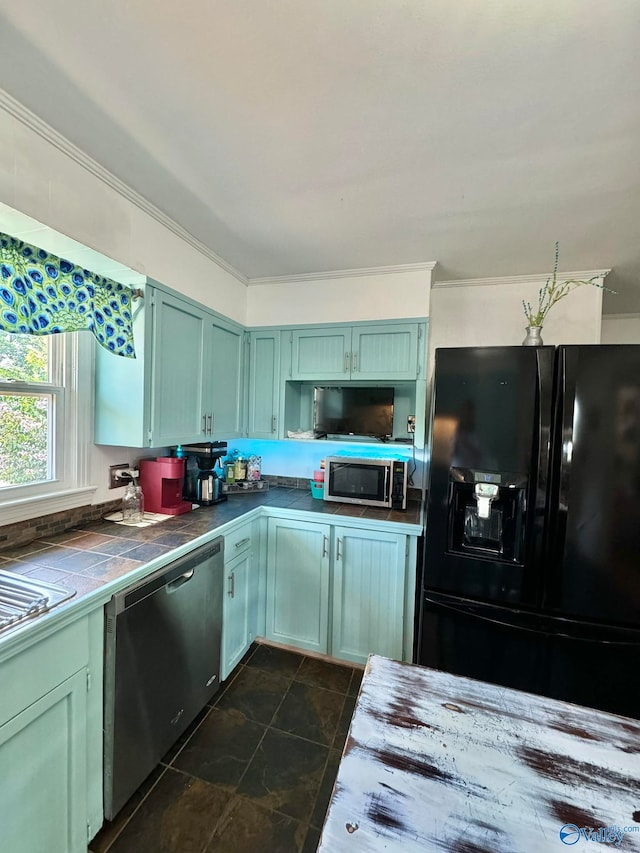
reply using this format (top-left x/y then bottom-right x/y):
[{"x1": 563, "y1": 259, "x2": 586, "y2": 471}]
[
  {"x1": 221, "y1": 549, "x2": 253, "y2": 680},
  {"x1": 266, "y1": 517, "x2": 331, "y2": 653},
  {"x1": 351, "y1": 323, "x2": 420, "y2": 380},
  {"x1": 291, "y1": 327, "x2": 352, "y2": 381},
  {"x1": 151, "y1": 291, "x2": 209, "y2": 445},
  {"x1": 209, "y1": 319, "x2": 244, "y2": 438},
  {"x1": 332, "y1": 526, "x2": 407, "y2": 664},
  {"x1": 0, "y1": 668, "x2": 88, "y2": 853},
  {"x1": 247, "y1": 331, "x2": 280, "y2": 438}
]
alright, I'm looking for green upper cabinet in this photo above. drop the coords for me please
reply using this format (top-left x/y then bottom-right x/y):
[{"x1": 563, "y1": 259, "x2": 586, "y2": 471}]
[
  {"x1": 209, "y1": 317, "x2": 244, "y2": 439},
  {"x1": 352, "y1": 323, "x2": 421, "y2": 381},
  {"x1": 95, "y1": 282, "x2": 245, "y2": 446},
  {"x1": 247, "y1": 330, "x2": 281, "y2": 438},
  {"x1": 290, "y1": 327, "x2": 352, "y2": 381},
  {"x1": 151, "y1": 291, "x2": 209, "y2": 446},
  {"x1": 288, "y1": 322, "x2": 424, "y2": 383}
]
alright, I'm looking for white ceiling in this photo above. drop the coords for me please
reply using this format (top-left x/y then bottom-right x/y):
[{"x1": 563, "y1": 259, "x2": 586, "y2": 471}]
[{"x1": 0, "y1": 1, "x2": 639, "y2": 311}]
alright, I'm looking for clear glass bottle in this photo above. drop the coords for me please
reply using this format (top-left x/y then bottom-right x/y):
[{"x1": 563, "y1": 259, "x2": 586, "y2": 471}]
[{"x1": 122, "y1": 482, "x2": 145, "y2": 524}]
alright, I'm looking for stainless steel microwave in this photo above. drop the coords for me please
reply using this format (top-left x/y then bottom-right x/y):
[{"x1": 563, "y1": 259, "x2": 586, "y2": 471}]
[{"x1": 323, "y1": 456, "x2": 408, "y2": 510}]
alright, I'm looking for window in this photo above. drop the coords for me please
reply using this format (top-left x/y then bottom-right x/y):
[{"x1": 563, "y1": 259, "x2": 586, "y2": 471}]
[{"x1": 0, "y1": 329, "x2": 94, "y2": 523}]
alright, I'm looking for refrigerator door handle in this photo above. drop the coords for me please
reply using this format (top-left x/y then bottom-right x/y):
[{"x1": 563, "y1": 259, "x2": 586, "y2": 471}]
[
  {"x1": 545, "y1": 631, "x2": 640, "y2": 647},
  {"x1": 543, "y1": 346, "x2": 576, "y2": 602},
  {"x1": 425, "y1": 596, "x2": 545, "y2": 636},
  {"x1": 530, "y1": 347, "x2": 555, "y2": 599},
  {"x1": 426, "y1": 595, "x2": 640, "y2": 646}
]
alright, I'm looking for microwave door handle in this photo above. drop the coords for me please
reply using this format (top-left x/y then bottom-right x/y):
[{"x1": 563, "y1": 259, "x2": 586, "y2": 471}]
[{"x1": 383, "y1": 466, "x2": 390, "y2": 501}]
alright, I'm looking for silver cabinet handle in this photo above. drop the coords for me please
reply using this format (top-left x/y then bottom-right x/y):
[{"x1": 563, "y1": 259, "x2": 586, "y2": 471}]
[
  {"x1": 271, "y1": 415, "x2": 277, "y2": 433},
  {"x1": 352, "y1": 352, "x2": 357, "y2": 372},
  {"x1": 228, "y1": 572, "x2": 235, "y2": 598},
  {"x1": 235, "y1": 537, "x2": 250, "y2": 549},
  {"x1": 206, "y1": 413, "x2": 213, "y2": 434},
  {"x1": 336, "y1": 537, "x2": 342, "y2": 560},
  {"x1": 202, "y1": 413, "x2": 207, "y2": 434},
  {"x1": 322, "y1": 534, "x2": 328, "y2": 558},
  {"x1": 344, "y1": 352, "x2": 350, "y2": 373}
]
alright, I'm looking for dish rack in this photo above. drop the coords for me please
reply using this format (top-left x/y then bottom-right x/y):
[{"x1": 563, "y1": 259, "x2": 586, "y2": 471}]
[{"x1": 0, "y1": 569, "x2": 75, "y2": 633}]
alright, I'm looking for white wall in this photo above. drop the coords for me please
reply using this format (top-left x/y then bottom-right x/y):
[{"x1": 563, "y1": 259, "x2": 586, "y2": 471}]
[
  {"x1": 0, "y1": 97, "x2": 251, "y2": 508},
  {"x1": 0, "y1": 93, "x2": 619, "y2": 512},
  {"x1": 246, "y1": 265, "x2": 433, "y2": 327},
  {"x1": 429, "y1": 272, "x2": 606, "y2": 376},
  {"x1": 0, "y1": 99, "x2": 248, "y2": 322},
  {"x1": 601, "y1": 314, "x2": 640, "y2": 343}
]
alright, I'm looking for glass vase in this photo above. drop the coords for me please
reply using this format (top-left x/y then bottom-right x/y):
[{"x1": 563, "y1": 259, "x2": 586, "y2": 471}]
[{"x1": 522, "y1": 325, "x2": 543, "y2": 346}]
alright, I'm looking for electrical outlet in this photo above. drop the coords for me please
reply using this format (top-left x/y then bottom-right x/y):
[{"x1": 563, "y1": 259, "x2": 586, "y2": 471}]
[
  {"x1": 109, "y1": 463, "x2": 130, "y2": 489},
  {"x1": 407, "y1": 415, "x2": 416, "y2": 433}
]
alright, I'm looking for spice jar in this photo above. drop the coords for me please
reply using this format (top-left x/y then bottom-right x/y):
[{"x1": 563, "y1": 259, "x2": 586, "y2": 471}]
[
  {"x1": 234, "y1": 456, "x2": 247, "y2": 481},
  {"x1": 247, "y1": 455, "x2": 262, "y2": 480}
]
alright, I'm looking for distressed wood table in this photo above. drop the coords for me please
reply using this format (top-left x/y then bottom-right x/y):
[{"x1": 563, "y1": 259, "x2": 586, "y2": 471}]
[{"x1": 319, "y1": 655, "x2": 640, "y2": 852}]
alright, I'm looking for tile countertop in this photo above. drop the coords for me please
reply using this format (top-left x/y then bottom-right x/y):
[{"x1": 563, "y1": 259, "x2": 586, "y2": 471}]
[
  {"x1": 0, "y1": 488, "x2": 422, "y2": 651},
  {"x1": 319, "y1": 655, "x2": 640, "y2": 853}
]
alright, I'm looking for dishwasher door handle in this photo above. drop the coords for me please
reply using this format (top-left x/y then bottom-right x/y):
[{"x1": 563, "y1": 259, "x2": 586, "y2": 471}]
[{"x1": 166, "y1": 569, "x2": 195, "y2": 593}]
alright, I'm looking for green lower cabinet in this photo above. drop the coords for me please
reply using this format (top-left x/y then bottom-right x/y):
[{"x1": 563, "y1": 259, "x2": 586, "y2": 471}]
[
  {"x1": 265, "y1": 517, "x2": 331, "y2": 653},
  {"x1": 0, "y1": 668, "x2": 88, "y2": 853},
  {"x1": 0, "y1": 610, "x2": 103, "y2": 850},
  {"x1": 266, "y1": 516, "x2": 410, "y2": 665},
  {"x1": 331, "y1": 526, "x2": 407, "y2": 665},
  {"x1": 221, "y1": 548, "x2": 253, "y2": 680}
]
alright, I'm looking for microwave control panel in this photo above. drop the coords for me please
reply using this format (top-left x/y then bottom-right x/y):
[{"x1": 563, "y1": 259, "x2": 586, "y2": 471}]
[{"x1": 391, "y1": 461, "x2": 408, "y2": 510}]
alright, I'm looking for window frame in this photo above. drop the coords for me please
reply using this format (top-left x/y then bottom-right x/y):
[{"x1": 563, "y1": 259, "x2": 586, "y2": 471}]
[{"x1": 0, "y1": 330, "x2": 95, "y2": 524}]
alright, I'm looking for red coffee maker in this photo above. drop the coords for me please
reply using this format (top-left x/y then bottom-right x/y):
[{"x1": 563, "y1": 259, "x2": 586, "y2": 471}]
[{"x1": 138, "y1": 457, "x2": 192, "y2": 515}]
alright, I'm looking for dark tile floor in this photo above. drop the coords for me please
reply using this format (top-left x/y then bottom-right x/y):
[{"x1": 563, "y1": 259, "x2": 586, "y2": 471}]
[{"x1": 90, "y1": 643, "x2": 362, "y2": 853}]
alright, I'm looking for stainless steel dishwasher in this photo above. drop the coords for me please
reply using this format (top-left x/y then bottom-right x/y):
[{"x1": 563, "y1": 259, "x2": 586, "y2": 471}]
[{"x1": 103, "y1": 537, "x2": 223, "y2": 819}]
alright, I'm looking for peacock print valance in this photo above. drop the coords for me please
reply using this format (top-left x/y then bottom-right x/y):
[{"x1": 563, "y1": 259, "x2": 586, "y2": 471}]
[{"x1": 0, "y1": 231, "x2": 137, "y2": 358}]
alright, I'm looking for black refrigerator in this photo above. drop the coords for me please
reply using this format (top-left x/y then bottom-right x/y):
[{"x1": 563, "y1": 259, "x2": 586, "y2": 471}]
[{"x1": 418, "y1": 345, "x2": 640, "y2": 719}]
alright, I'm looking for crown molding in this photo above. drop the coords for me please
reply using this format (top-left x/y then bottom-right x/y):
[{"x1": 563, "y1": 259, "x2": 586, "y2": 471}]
[
  {"x1": 601, "y1": 312, "x2": 640, "y2": 320},
  {"x1": 0, "y1": 87, "x2": 249, "y2": 285},
  {"x1": 248, "y1": 260, "x2": 438, "y2": 285},
  {"x1": 433, "y1": 269, "x2": 611, "y2": 289},
  {"x1": 1, "y1": 88, "x2": 439, "y2": 288}
]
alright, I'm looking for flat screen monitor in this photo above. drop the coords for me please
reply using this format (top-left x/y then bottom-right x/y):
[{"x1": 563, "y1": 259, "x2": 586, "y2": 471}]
[{"x1": 313, "y1": 386, "x2": 394, "y2": 439}]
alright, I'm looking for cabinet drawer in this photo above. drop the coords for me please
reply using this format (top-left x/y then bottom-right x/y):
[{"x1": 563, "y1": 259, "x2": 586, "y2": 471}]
[
  {"x1": 0, "y1": 616, "x2": 89, "y2": 724},
  {"x1": 224, "y1": 524, "x2": 252, "y2": 561}
]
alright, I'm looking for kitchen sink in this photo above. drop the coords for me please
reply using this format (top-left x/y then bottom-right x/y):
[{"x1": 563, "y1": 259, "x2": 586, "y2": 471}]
[{"x1": 0, "y1": 569, "x2": 76, "y2": 634}]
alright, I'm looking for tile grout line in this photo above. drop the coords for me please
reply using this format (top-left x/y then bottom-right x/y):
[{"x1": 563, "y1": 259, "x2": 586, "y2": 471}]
[
  {"x1": 93, "y1": 764, "x2": 170, "y2": 853},
  {"x1": 94, "y1": 648, "x2": 354, "y2": 852},
  {"x1": 198, "y1": 653, "x2": 306, "y2": 850},
  {"x1": 205, "y1": 653, "x2": 338, "y2": 853},
  {"x1": 95, "y1": 661, "x2": 251, "y2": 852}
]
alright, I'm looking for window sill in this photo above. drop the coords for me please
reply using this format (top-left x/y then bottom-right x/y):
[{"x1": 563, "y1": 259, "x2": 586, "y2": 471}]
[{"x1": 0, "y1": 486, "x2": 98, "y2": 526}]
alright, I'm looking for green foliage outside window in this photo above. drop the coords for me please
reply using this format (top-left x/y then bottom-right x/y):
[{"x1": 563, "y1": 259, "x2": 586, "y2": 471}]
[{"x1": 0, "y1": 331, "x2": 50, "y2": 486}]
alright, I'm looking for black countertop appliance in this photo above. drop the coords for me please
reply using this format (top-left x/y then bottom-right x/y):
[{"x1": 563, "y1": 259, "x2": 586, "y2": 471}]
[
  {"x1": 418, "y1": 345, "x2": 640, "y2": 719},
  {"x1": 179, "y1": 441, "x2": 228, "y2": 505}
]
